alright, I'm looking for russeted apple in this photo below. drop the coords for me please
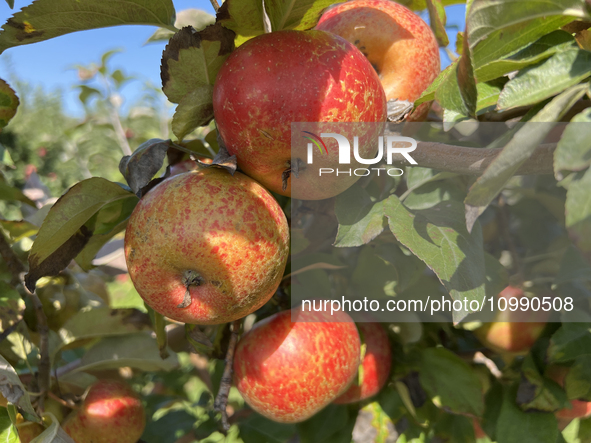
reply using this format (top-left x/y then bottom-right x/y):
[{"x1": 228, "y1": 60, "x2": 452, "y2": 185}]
[
  {"x1": 213, "y1": 30, "x2": 387, "y2": 200},
  {"x1": 233, "y1": 308, "x2": 361, "y2": 423},
  {"x1": 124, "y1": 167, "x2": 290, "y2": 324},
  {"x1": 316, "y1": 0, "x2": 440, "y2": 120},
  {"x1": 334, "y1": 322, "x2": 391, "y2": 404},
  {"x1": 474, "y1": 286, "x2": 549, "y2": 356},
  {"x1": 63, "y1": 380, "x2": 145, "y2": 443},
  {"x1": 546, "y1": 365, "x2": 591, "y2": 430}
]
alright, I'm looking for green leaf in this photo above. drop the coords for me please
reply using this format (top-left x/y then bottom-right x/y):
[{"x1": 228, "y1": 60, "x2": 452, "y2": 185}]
[
  {"x1": 383, "y1": 197, "x2": 490, "y2": 323},
  {"x1": 146, "y1": 8, "x2": 215, "y2": 44},
  {"x1": 161, "y1": 24, "x2": 234, "y2": 138},
  {"x1": 426, "y1": 0, "x2": 449, "y2": 47},
  {"x1": 0, "y1": 218, "x2": 38, "y2": 241},
  {"x1": 297, "y1": 404, "x2": 356, "y2": 443},
  {"x1": 548, "y1": 323, "x2": 591, "y2": 363},
  {"x1": 0, "y1": 408, "x2": 18, "y2": 443},
  {"x1": 0, "y1": 355, "x2": 39, "y2": 422},
  {"x1": 171, "y1": 87, "x2": 215, "y2": 141},
  {"x1": 556, "y1": 245, "x2": 591, "y2": 284},
  {"x1": 467, "y1": 0, "x2": 590, "y2": 50},
  {"x1": 29, "y1": 413, "x2": 75, "y2": 443},
  {"x1": 25, "y1": 178, "x2": 137, "y2": 291},
  {"x1": 119, "y1": 138, "x2": 172, "y2": 194},
  {"x1": 334, "y1": 186, "x2": 385, "y2": 247},
  {"x1": 419, "y1": 347, "x2": 484, "y2": 416},
  {"x1": 415, "y1": 61, "x2": 456, "y2": 106},
  {"x1": 0, "y1": 78, "x2": 18, "y2": 130},
  {"x1": 54, "y1": 307, "x2": 150, "y2": 355},
  {"x1": 436, "y1": 21, "x2": 476, "y2": 117},
  {"x1": 72, "y1": 333, "x2": 177, "y2": 373},
  {"x1": 497, "y1": 49, "x2": 591, "y2": 110},
  {"x1": 0, "y1": 0, "x2": 176, "y2": 53},
  {"x1": 464, "y1": 83, "x2": 589, "y2": 232},
  {"x1": 518, "y1": 354, "x2": 568, "y2": 412},
  {"x1": 147, "y1": 305, "x2": 169, "y2": 360},
  {"x1": 472, "y1": 15, "x2": 573, "y2": 69},
  {"x1": 566, "y1": 167, "x2": 591, "y2": 230},
  {"x1": 4, "y1": 0, "x2": 14, "y2": 8},
  {"x1": 0, "y1": 177, "x2": 36, "y2": 207},
  {"x1": 565, "y1": 355, "x2": 591, "y2": 400},
  {"x1": 77, "y1": 85, "x2": 101, "y2": 106},
  {"x1": 217, "y1": 0, "x2": 334, "y2": 45},
  {"x1": 496, "y1": 384, "x2": 559, "y2": 443},
  {"x1": 475, "y1": 30, "x2": 576, "y2": 83},
  {"x1": 265, "y1": 0, "x2": 335, "y2": 32},
  {"x1": 240, "y1": 413, "x2": 296, "y2": 443},
  {"x1": 555, "y1": 108, "x2": 591, "y2": 176}
]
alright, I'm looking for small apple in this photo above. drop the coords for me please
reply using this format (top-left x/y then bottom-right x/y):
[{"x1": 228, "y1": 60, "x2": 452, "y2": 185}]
[
  {"x1": 233, "y1": 308, "x2": 361, "y2": 423},
  {"x1": 124, "y1": 167, "x2": 290, "y2": 324},
  {"x1": 334, "y1": 322, "x2": 391, "y2": 404},
  {"x1": 316, "y1": 0, "x2": 440, "y2": 106},
  {"x1": 475, "y1": 286, "x2": 549, "y2": 355},
  {"x1": 63, "y1": 380, "x2": 145, "y2": 443},
  {"x1": 213, "y1": 30, "x2": 387, "y2": 200},
  {"x1": 16, "y1": 422, "x2": 45, "y2": 443},
  {"x1": 546, "y1": 365, "x2": 591, "y2": 430}
]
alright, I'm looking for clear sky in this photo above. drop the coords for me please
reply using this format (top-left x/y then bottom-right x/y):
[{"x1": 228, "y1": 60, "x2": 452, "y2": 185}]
[{"x1": 0, "y1": 0, "x2": 465, "y2": 116}]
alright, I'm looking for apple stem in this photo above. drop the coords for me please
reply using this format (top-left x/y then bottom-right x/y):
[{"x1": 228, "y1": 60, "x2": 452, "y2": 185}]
[
  {"x1": 214, "y1": 319, "x2": 242, "y2": 432},
  {"x1": 178, "y1": 270, "x2": 203, "y2": 309},
  {"x1": 282, "y1": 158, "x2": 303, "y2": 191}
]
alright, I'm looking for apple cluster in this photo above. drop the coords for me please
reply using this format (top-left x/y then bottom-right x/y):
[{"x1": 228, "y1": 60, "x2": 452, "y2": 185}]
[{"x1": 121, "y1": 0, "x2": 437, "y2": 429}]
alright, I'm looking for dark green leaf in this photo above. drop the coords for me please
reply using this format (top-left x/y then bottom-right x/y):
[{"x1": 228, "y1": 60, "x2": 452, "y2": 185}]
[
  {"x1": 555, "y1": 108, "x2": 591, "y2": 176},
  {"x1": 518, "y1": 354, "x2": 568, "y2": 412},
  {"x1": 419, "y1": 347, "x2": 484, "y2": 416},
  {"x1": 334, "y1": 186, "x2": 385, "y2": 247},
  {"x1": 497, "y1": 49, "x2": 591, "y2": 110},
  {"x1": 25, "y1": 178, "x2": 137, "y2": 291},
  {"x1": 467, "y1": 0, "x2": 590, "y2": 50},
  {"x1": 384, "y1": 197, "x2": 489, "y2": 323},
  {"x1": 565, "y1": 167, "x2": 591, "y2": 233},
  {"x1": 496, "y1": 384, "x2": 559, "y2": 443},
  {"x1": 146, "y1": 8, "x2": 215, "y2": 44},
  {"x1": 265, "y1": 0, "x2": 335, "y2": 32},
  {"x1": 0, "y1": 0, "x2": 176, "y2": 53},
  {"x1": 0, "y1": 355, "x2": 39, "y2": 422},
  {"x1": 556, "y1": 245, "x2": 591, "y2": 284},
  {"x1": 4, "y1": 0, "x2": 14, "y2": 8},
  {"x1": 0, "y1": 78, "x2": 18, "y2": 130},
  {"x1": 475, "y1": 30, "x2": 576, "y2": 83},
  {"x1": 0, "y1": 178, "x2": 36, "y2": 207},
  {"x1": 171, "y1": 87, "x2": 215, "y2": 141},
  {"x1": 426, "y1": 0, "x2": 449, "y2": 47},
  {"x1": 564, "y1": 355, "x2": 591, "y2": 400},
  {"x1": 297, "y1": 404, "x2": 355, "y2": 443},
  {"x1": 119, "y1": 138, "x2": 173, "y2": 194},
  {"x1": 465, "y1": 83, "x2": 589, "y2": 232},
  {"x1": 77, "y1": 85, "x2": 101, "y2": 106},
  {"x1": 240, "y1": 413, "x2": 296, "y2": 443},
  {"x1": 548, "y1": 323, "x2": 591, "y2": 363}
]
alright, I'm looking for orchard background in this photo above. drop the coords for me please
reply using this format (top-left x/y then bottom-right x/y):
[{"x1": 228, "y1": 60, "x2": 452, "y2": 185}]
[{"x1": 0, "y1": 0, "x2": 591, "y2": 442}]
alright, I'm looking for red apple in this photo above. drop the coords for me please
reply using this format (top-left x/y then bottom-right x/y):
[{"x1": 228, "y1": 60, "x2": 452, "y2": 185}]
[
  {"x1": 233, "y1": 308, "x2": 361, "y2": 423},
  {"x1": 546, "y1": 365, "x2": 591, "y2": 429},
  {"x1": 169, "y1": 158, "x2": 212, "y2": 177},
  {"x1": 213, "y1": 30, "x2": 387, "y2": 200},
  {"x1": 63, "y1": 380, "x2": 145, "y2": 443},
  {"x1": 475, "y1": 286, "x2": 549, "y2": 355},
  {"x1": 316, "y1": 0, "x2": 440, "y2": 105},
  {"x1": 334, "y1": 322, "x2": 391, "y2": 404},
  {"x1": 124, "y1": 167, "x2": 290, "y2": 324}
]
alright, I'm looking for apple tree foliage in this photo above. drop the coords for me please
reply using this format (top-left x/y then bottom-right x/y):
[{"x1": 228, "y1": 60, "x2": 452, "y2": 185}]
[{"x1": 0, "y1": 0, "x2": 591, "y2": 442}]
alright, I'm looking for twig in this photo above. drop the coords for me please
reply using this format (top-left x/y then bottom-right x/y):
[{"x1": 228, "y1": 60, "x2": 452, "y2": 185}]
[
  {"x1": 0, "y1": 231, "x2": 50, "y2": 412},
  {"x1": 401, "y1": 142, "x2": 556, "y2": 176},
  {"x1": 0, "y1": 319, "x2": 22, "y2": 344},
  {"x1": 209, "y1": 0, "x2": 220, "y2": 12},
  {"x1": 498, "y1": 196, "x2": 524, "y2": 281},
  {"x1": 47, "y1": 391, "x2": 78, "y2": 410},
  {"x1": 473, "y1": 351, "x2": 503, "y2": 379},
  {"x1": 214, "y1": 319, "x2": 241, "y2": 432}
]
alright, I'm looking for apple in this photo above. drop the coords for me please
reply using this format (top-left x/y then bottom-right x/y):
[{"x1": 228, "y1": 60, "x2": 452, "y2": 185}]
[
  {"x1": 124, "y1": 167, "x2": 290, "y2": 324},
  {"x1": 169, "y1": 158, "x2": 212, "y2": 177},
  {"x1": 63, "y1": 380, "x2": 145, "y2": 443},
  {"x1": 334, "y1": 322, "x2": 391, "y2": 404},
  {"x1": 233, "y1": 308, "x2": 361, "y2": 423},
  {"x1": 546, "y1": 365, "x2": 591, "y2": 429},
  {"x1": 316, "y1": 0, "x2": 440, "y2": 106},
  {"x1": 213, "y1": 30, "x2": 387, "y2": 200},
  {"x1": 16, "y1": 422, "x2": 45, "y2": 443},
  {"x1": 474, "y1": 286, "x2": 549, "y2": 355}
]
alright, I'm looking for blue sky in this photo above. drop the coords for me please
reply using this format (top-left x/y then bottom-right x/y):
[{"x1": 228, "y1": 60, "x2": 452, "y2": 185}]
[{"x1": 0, "y1": 1, "x2": 465, "y2": 116}]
